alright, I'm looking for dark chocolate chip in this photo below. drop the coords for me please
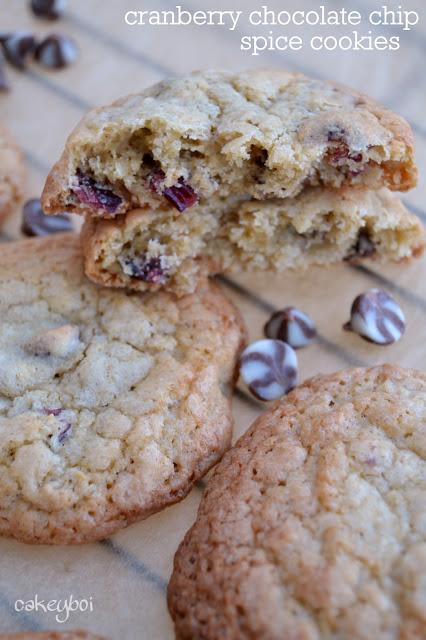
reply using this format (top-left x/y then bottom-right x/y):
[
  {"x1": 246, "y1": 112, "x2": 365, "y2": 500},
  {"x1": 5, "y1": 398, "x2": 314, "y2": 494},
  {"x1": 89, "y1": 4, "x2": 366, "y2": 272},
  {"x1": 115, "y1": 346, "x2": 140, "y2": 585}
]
[
  {"x1": 345, "y1": 230, "x2": 376, "y2": 262},
  {"x1": 1, "y1": 32, "x2": 37, "y2": 70},
  {"x1": 72, "y1": 171, "x2": 122, "y2": 214},
  {"x1": 327, "y1": 127, "x2": 346, "y2": 142},
  {"x1": 35, "y1": 34, "x2": 77, "y2": 69},
  {"x1": 30, "y1": 0, "x2": 67, "y2": 20},
  {"x1": 21, "y1": 198, "x2": 73, "y2": 237}
]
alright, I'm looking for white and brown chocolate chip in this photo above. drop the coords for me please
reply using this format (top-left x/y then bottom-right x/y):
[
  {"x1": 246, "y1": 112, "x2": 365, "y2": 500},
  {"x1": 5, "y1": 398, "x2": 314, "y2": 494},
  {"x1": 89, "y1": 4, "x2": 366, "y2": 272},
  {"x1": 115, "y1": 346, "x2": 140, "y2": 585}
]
[
  {"x1": 264, "y1": 307, "x2": 317, "y2": 348},
  {"x1": 169, "y1": 364, "x2": 426, "y2": 640},
  {"x1": 239, "y1": 339, "x2": 298, "y2": 401},
  {"x1": 0, "y1": 233, "x2": 246, "y2": 544},
  {"x1": 344, "y1": 288, "x2": 406, "y2": 344}
]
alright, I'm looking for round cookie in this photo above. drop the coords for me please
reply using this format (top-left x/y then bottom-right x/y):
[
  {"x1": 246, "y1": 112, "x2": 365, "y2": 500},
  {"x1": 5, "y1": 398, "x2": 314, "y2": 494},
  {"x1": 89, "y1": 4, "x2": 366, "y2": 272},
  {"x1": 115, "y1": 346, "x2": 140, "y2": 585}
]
[
  {"x1": 0, "y1": 632, "x2": 105, "y2": 639},
  {"x1": 0, "y1": 234, "x2": 245, "y2": 544},
  {"x1": 0, "y1": 125, "x2": 26, "y2": 224},
  {"x1": 168, "y1": 365, "x2": 426, "y2": 640}
]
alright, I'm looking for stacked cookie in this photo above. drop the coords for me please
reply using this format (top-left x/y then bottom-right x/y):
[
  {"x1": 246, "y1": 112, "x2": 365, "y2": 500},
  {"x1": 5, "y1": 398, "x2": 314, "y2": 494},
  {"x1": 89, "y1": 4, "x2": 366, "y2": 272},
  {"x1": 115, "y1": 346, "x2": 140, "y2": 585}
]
[{"x1": 42, "y1": 70, "x2": 424, "y2": 295}]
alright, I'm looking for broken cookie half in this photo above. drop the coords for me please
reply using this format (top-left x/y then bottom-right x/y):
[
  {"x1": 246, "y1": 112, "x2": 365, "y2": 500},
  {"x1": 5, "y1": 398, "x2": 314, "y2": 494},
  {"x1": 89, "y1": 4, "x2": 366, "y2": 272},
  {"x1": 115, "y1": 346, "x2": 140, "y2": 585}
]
[
  {"x1": 40, "y1": 69, "x2": 422, "y2": 294},
  {"x1": 81, "y1": 187, "x2": 424, "y2": 295},
  {"x1": 42, "y1": 70, "x2": 417, "y2": 218}
]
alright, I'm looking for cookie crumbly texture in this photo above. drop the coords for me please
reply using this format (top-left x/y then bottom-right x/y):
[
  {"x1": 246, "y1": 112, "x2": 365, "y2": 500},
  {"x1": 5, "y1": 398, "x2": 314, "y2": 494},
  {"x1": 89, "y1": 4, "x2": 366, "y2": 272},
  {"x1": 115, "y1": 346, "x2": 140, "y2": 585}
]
[
  {"x1": 0, "y1": 234, "x2": 246, "y2": 544},
  {"x1": 81, "y1": 186, "x2": 425, "y2": 295},
  {"x1": 169, "y1": 365, "x2": 426, "y2": 640},
  {"x1": 0, "y1": 125, "x2": 26, "y2": 224},
  {"x1": 0, "y1": 632, "x2": 106, "y2": 639},
  {"x1": 42, "y1": 69, "x2": 416, "y2": 219}
]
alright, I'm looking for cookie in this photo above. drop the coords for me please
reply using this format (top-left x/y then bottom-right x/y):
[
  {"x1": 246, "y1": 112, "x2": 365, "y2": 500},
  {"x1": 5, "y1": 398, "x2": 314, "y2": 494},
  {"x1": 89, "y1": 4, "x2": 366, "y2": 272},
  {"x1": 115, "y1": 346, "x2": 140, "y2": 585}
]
[
  {"x1": 80, "y1": 187, "x2": 424, "y2": 295},
  {"x1": 0, "y1": 234, "x2": 245, "y2": 544},
  {"x1": 42, "y1": 69, "x2": 416, "y2": 220},
  {"x1": 0, "y1": 125, "x2": 26, "y2": 224},
  {"x1": 0, "y1": 632, "x2": 105, "y2": 640},
  {"x1": 168, "y1": 365, "x2": 426, "y2": 640}
]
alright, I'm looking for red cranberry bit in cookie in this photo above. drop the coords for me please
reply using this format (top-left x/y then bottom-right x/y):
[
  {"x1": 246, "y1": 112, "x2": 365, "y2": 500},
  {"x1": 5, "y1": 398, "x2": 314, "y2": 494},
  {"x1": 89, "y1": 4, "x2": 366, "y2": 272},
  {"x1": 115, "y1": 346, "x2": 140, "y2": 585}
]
[
  {"x1": 44, "y1": 407, "x2": 62, "y2": 416},
  {"x1": 119, "y1": 255, "x2": 169, "y2": 284},
  {"x1": 149, "y1": 170, "x2": 198, "y2": 212},
  {"x1": 326, "y1": 130, "x2": 363, "y2": 168},
  {"x1": 72, "y1": 171, "x2": 122, "y2": 214}
]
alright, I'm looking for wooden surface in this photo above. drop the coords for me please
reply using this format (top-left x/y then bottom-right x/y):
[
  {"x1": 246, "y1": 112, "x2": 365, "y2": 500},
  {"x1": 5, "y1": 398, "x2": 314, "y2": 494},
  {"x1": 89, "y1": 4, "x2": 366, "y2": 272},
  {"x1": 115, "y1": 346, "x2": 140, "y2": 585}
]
[{"x1": 1, "y1": 1, "x2": 425, "y2": 638}]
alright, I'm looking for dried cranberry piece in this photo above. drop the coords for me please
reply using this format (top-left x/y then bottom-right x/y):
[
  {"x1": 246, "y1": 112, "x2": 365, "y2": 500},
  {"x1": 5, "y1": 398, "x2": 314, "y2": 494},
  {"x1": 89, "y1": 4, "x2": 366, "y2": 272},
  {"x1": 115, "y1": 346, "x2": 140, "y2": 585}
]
[
  {"x1": 163, "y1": 178, "x2": 198, "y2": 212},
  {"x1": 148, "y1": 170, "x2": 198, "y2": 212},
  {"x1": 149, "y1": 170, "x2": 166, "y2": 195},
  {"x1": 72, "y1": 171, "x2": 122, "y2": 214},
  {"x1": 44, "y1": 407, "x2": 62, "y2": 416},
  {"x1": 120, "y1": 255, "x2": 169, "y2": 284}
]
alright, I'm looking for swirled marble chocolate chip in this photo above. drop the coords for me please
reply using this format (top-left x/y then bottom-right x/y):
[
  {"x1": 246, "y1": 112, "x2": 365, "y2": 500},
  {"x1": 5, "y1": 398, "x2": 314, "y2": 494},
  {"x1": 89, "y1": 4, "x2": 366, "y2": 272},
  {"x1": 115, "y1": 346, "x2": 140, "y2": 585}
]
[
  {"x1": 35, "y1": 34, "x2": 77, "y2": 69},
  {"x1": 0, "y1": 61, "x2": 9, "y2": 92},
  {"x1": 30, "y1": 0, "x2": 67, "y2": 20},
  {"x1": 264, "y1": 307, "x2": 317, "y2": 349},
  {"x1": 344, "y1": 288, "x2": 405, "y2": 345},
  {"x1": 240, "y1": 339, "x2": 298, "y2": 401},
  {"x1": 1, "y1": 32, "x2": 37, "y2": 70},
  {"x1": 21, "y1": 198, "x2": 73, "y2": 236}
]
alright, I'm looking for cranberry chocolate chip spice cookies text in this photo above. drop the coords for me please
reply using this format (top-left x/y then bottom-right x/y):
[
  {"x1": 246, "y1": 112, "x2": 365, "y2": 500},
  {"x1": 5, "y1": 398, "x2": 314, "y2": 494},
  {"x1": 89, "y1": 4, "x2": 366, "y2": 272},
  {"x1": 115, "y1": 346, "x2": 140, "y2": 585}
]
[
  {"x1": 168, "y1": 365, "x2": 426, "y2": 640},
  {"x1": 0, "y1": 234, "x2": 245, "y2": 544},
  {"x1": 41, "y1": 70, "x2": 424, "y2": 295}
]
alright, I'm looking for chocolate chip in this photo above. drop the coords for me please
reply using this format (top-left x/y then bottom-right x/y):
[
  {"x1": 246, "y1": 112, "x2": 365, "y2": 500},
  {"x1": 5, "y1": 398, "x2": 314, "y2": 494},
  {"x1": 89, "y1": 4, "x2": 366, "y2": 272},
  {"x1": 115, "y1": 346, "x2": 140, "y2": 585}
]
[
  {"x1": 1, "y1": 32, "x2": 37, "y2": 70},
  {"x1": 30, "y1": 0, "x2": 67, "y2": 20},
  {"x1": 345, "y1": 230, "x2": 376, "y2": 262},
  {"x1": 72, "y1": 171, "x2": 122, "y2": 214},
  {"x1": 118, "y1": 255, "x2": 169, "y2": 284},
  {"x1": 35, "y1": 34, "x2": 77, "y2": 69},
  {"x1": 344, "y1": 288, "x2": 405, "y2": 345},
  {"x1": 22, "y1": 198, "x2": 72, "y2": 237},
  {"x1": 240, "y1": 339, "x2": 298, "y2": 401},
  {"x1": 264, "y1": 307, "x2": 317, "y2": 349}
]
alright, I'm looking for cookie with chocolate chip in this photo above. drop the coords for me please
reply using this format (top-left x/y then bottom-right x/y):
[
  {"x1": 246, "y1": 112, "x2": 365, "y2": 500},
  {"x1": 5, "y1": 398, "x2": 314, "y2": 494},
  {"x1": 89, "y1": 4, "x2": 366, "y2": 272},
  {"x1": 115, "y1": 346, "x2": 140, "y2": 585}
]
[
  {"x1": 0, "y1": 234, "x2": 245, "y2": 544},
  {"x1": 0, "y1": 125, "x2": 26, "y2": 224},
  {"x1": 80, "y1": 186, "x2": 424, "y2": 295},
  {"x1": 169, "y1": 364, "x2": 426, "y2": 640},
  {"x1": 41, "y1": 69, "x2": 421, "y2": 294},
  {"x1": 42, "y1": 69, "x2": 417, "y2": 219}
]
